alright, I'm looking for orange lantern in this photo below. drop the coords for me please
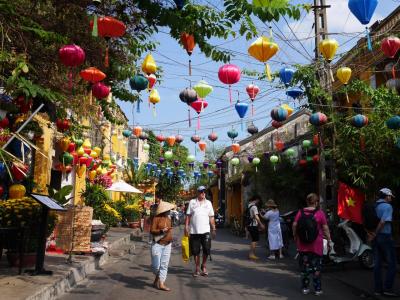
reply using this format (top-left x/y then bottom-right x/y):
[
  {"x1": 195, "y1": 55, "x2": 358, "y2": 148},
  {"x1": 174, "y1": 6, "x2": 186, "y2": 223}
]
[
  {"x1": 166, "y1": 136, "x2": 176, "y2": 147},
  {"x1": 180, "y1": 32, "x2": 196, "y2": 75},
  {"x1": 275, "y1": 140, "x2": 285, "y2": 151},
  {"x1": 79, "y1": 67, "x2": 106, "y2": 83},
  {"x1": 133, "y1": 126, "x2": 142, "y2": 137},
  {"x1": 198, "y1": 140, "x2": 207, "y2": 152},
  {"x1": 231, "y1": 143, "x2": 240, "y2": 153}
]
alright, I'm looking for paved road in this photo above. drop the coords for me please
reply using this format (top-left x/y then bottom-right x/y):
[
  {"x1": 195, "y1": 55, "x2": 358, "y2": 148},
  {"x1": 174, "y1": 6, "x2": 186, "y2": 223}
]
[{"x1": 58, "y1": 228, "x2": 370, "y2": 300}]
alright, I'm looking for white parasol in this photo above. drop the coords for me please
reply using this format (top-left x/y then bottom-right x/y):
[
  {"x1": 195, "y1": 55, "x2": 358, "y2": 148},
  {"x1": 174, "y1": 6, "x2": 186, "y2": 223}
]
[{"x1": 106, "y1": 180, "x2": 143, "y2": 193}]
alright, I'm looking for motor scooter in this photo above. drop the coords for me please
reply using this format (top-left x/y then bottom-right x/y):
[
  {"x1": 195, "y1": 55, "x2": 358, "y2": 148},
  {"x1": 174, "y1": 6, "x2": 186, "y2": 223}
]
[
  {"x1": 215, "y1": 212, "x2": 225, "y2": 228},
  {"x1": 324, "y1": 220, "x2": 373, "y2": 269}
]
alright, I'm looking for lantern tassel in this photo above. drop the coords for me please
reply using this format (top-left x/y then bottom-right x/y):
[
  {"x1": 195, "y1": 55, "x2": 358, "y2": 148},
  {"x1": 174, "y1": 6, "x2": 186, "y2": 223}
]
[
  {"x1": 241, "y1": 119, "x2": 243, "y2": 131},
  {"x1": 105, "y1": 40, "x2": 110, "y2": 68},
  {"x1": 188, "y1": 108, "x2": 192, "y2": 127},
  {"x1": 92, "y1": 15, "x2": 98, "y2": 37},
  {"x1": 346, "y1": 91, "x2": 349, "y2": 103},
  {"x1": 229, "y1": 85, "x2": 232, "y2": 105},
  {"x1": 392, "y1": 65, "x2": 396, "y2": 79},
  {"x1": 89, "y1": 89, "x2": 92, "y2": 105},
  {"x1": 329, "y1": 67, "x2": 335, "y2": 83},
  {"x1": 68, "y1": 67, "x2": 73, "y2": 92},
  {"x1": 251, "y1": 103, "x2": 254, "y2": 116},
  {"x1": 136, "y1": 99, "x2": 141, "y2": 113},
  {"x1": 152, "y1": 105, "x2": 157, "y2": 117},
  {"x1": 197, "y1": 115, "x2": 200, "y2": 130},
  {"x1": 366, "y1": 27, "x2": 372, "y2": 51},
  {"x1": 265, "y1": 64, "x2": 272, "y2": 81},
  {"x1": 256, "y1": 166, "x2": 258, "y2": 173},
  {"x1": 189, "y1": 59, "x2": 192, "y2": 76}
]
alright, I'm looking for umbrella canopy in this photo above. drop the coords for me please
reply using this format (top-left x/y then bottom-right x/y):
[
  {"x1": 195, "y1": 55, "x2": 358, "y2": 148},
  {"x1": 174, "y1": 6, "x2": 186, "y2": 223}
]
[{"x1": 106, "y1": 181, "x2": 142, "y2": 193}]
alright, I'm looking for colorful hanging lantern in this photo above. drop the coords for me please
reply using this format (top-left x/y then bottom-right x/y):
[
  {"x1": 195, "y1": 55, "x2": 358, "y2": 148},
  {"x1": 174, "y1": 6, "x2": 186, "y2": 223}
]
[
  {"x1": 193, "y1": 80, "x2": 213, "y2": 98},
  {"x1": 90, "y1": 16, "x2": 126, "y2": 67},
  {"x1": 270, "y1": 155, "x2": 279, "y2": 170},
  {"x1": 92, "y1": 82, "x2": 110, "y2": 100},
  {"x1": 285, "y1": 148, "x2": 295, "y2": 157},
  {"x1": 142, "y1": 53, "x2": 157, "y2": 75},
  {"x1": 80, "y1": 67, "x2": 106, "y2": 83},
  {"x1": 230, "y1": 157, "x2": 240, "y2": 166},
  {"x1": 133, "y1": 126, "x2": 142, "y2": 137},
  {"x1": 143, "y1": 143, "x2": 150, "y2": 151},
  {"x1": 252, "y1": 157, "x2": 261, "y2": 172},
  {"x1": 235, "y1": 101, "x2": 249, "y2": 130},
  {"x1": 59, "y1": 45, "x2": 85, "y2": 91},
  {"x1": 180, "y1": 32, "x2": 195, "y2": 75},
  {"x1": 208, "y1": 132, "x2": 218, "y2": 142},
  {"x1": 309, "y1": 112, "x2": 328, "y2": 126},
  {"x1": 246, "y1": 84, "x2": 260, "y2": 116},
  {"x1": 159, "y1": 157, "x2": 165, "y2": 164},
  {"x1": 198, "y1": 140, "x2": 207, "y2": 152},
  {"x1": 299, "y1": 159, "x2": 308, "y2": 167},
  {"x1": 191, "y1": 134, "x2": 201, "y2": 144},
  {"x1": 218, "y1": 64, "x2": 241, "y2": 104},
  {"x1": 227, "y1": 128, "x2": 238, "y2": 141},
  {"x1": 149, "y1": 89, "x2": 160, "y2": 116},
  {"x1": 122, "y1": 129, "x2": 132, "y2": 138},
  {"x1": 271, "y1": 107, "x2": 288, "y2": 122},
  {"x1": 175, "y1": 134, "x2": 184, "y2": 144},
  {"x1": 129, "y1": 75, "x2": 149, "y2": 112},
  {"x1": 247, "y1": 155, "x2": 254, "y2": 163},
  {"x1": 247, "y1": 124, "x2": 259, "y2": 135},
  {"x1": 166, "y1": 136, "x2": 176, "y2": 147},
  {"x1": 146, "y1": 74, "x2": 157, "y2": 92},
  {"x1": 318, "y1": 39, "x2": 339, "y2": 62},
  {"x1": 351, "y1": 114, "x2": 369, "y2": 128},
  {"x1": 174, "y1": 160, "x2": 181, "y2": 167},
  {"x1": 386, "y1": 116, "x2": 400, "y2": 129},
  {"x1": 281, "y1": 104, "x2": 293, "y2": 116},
  {"x1": 279, "y1": 67, "x2": 295, "y2": 87},
  {"x1": 286, "y1": 87, "x2": 304, "y2": 100},
  {"x1": 302, "y1": 140, "x2": 311, "y2": 149},
  {"x1": 190, "y1": 98, "x2": 208, "y2": 129},
  {"x1": 164, "y1": 150, "x2": 173, "y2": 160},
  {"x1": 248, "y1": 36, "x2": 279, "y2": 81},
  {"x1": 231, "y1": 143, "x2": 240, "y2": 154},
  {"x1": 187, "y1": 154, "x2": 196, "y2": 163},
  {"x1": 275, "y1": 140, "x2": 285, "y2": 151},
  {"x1": 272, "y1": 120, "x2": 282, "y2": 129},
  {"x1": 381, "y1": 36, "x2": 400, "y2": 59},
  {"x1": 156, "y1": 134, "x2": 165, "y2": 144},
  {"x1": 337, "y1": 67, "x2": 352, "y2": 85},
  {"x1": 139, "y1": 132, "x2": 148, "y2": 140},
  {"x1": 180, "y1": 87, "x2": 198, "y2": 127}
]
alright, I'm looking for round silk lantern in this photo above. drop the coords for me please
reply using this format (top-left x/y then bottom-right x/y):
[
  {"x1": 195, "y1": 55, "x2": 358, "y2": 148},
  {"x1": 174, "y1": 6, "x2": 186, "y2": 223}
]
[
  {"x1": 187, "y1": 154, "x2": 196, "y2": 163},
  {"x1": 143, "y1": 143, "x2": 150, "y2": 151},
  {"x1": 142, "y1": 53, "x2": 157, "y2": 75},
  {"x1": 272, "y1": 120, "x2": 282, "y2": 129},
  {"x1": 235, "y1": 101, "x2": 249, "y2": 130},
  {"x1": 208, "y1": 132, "x2": 218, "y2": 142},
  {"x1": 348, "y1": 0, "x2": 377, "y2": 25},
  {"x1": 122, "y1": 129, "x2": 132, "y2": 138},
  {"x1": 92, "y1": 82, "x2": 110, "y2": 99},
  {"x1": 279, "y1": 67, "x2": 295, "y2": 87},
  {"x1": 80, "y1": 67, "x2": 106, "y2": 83},
  {"x1": 271, "y1": 107, "x2": 288, "y2": 122},
  {"x1": 247, "y1": 124, "x2": 259, "y2": 135},
  {"x1": 248, "y1": 155, "x2": 254, "y2": 163},
  {"x1": 231, "y1": 143, "x2": 240, "y2": 154},
  {"x1": 164, "y1": 150, "x2": 173, "y2": 160},
  {"x1": 275, "y1": 140, "x2": 284, "y2": 151},
  {"x1": 351, "y1": 114, "x2": 369, "y2": 128},
  {"x1": 191, "y1": 135, "x2": 200, "y2": 144},
  {"x1": 231, "y1": 157, "x2": 240, "y2": 166},
  {"x1": 318, "y1": 39, "x2": 339, "y2": 62},
  {"x1": 59, "y1": 44, "x2": 85, "y2": 67},
  {"x1": 130, "y1": 74, "x2": 149, "y2": 112},
  {"x1": 156, "y1": 134, "x2": 165, "y2": 143},
  {"x1": 139, "y1": 132, "x2": 148, "y2": 140},
  {"x1": 381, "y1": 36, "x2": 400, "y2": 59},
  {"x1": 190, "y1": 98, "x2": 208, "y2": 129},
  {"x1": 227, "y1": 128, "x2": 238, "y2": 141},
  {"x1": 133, "y1": 126, "x2": 142, "y2": 137},
  {"x1": 146, "y1": 74, "x2": 157, "y2": 92},
  {"x1": 386, "y1": 116, "x2": 400, "y2": 130},
  {"x1": 281, "y1": 104, "x2": 293, "y2": 116},
  {"x1": 218, "y1": 64, "x2": 241, "y2": 104},
  {"x1": 180, "y1": 87, "x2": 198, "y2": 127},
  {"x1": 193, "y1": 80, "x2": 213, "y2": 98},
  {"x1": 149, "y1": 89, "x2": 160, "y2": 116},
  {"x1": 175, "y1": 134, "x2": 184, "y2": 144},
  {"x1": 180, "y1": 32, "x2": 195, "y2": 75},
  {"x1": 309, "y1": 112, "x2": 328, "y2": 126},
  {"x1": 246, "y1": 84, "x2": 260, "y2": 116},
  {"x1": 285, "y1": 148, "x2": 295, "y2": 157},
  {"x1": 302, "y1": 140, "x2": 311, "y2": 149},
  {"x1": 198, "y1": 141, "x2": 207, "y2": 152},
  {"x1": 270, "y1": 155, "x2": 279, "y2": 170},
  {"x1": 248, "y1": 36, "x2": 278, "y2": 81},
  {"x1": 299, "y1": 159, "x2": 308, "y2": 167},
  {"x1": 337, "y1": 67, "x2": 352, "y2": 85},
  {"x1": 252, "y1": 157, "x2": 261, "y2": 172},
  {"x1": 286, "y1": 87, "x2": 304, "y2": 100},
  {"x1": 166, "y1": 136, "x2": 176, "y2": 147},
  {"x1": 9, "y1": 184, "x2": 26, "y2": 199}
]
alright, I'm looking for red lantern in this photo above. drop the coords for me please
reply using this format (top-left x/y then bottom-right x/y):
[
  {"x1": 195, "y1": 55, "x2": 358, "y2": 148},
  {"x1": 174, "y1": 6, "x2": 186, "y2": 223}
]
[
  {"x1": 0, "y1": 117, "x2": 9, "y2": 129},
  {"x1": 381, "y1": 36, "x2": 400, "y2": 59},
  {"x1": 80, "y1": 67, "x2": 106, "y2": 83},
  {"x1": 175, "y1": 134, "x2": 184, "y2": 144},
  {"x1": 92, "y1": 82, "x2": 110, "y2": 100},
  {"x1": 146, "y1": 74, "x2": 157, "y2": 91},
  {"x1": 299, "y1": 159, "x2": 307, "y2": 167},
  {"x1": 198, "y1": 140, "x2": 207, "y2": 152},
  {"x1": 190, "y1": 98, "x2": 208, "y2": 129},
  {"x1": 156, "y1": 134, "x2": 165, "y2": 143},
  {"x1": 191, "y1": 135, "x2": 201, "y2": 143},
  {"x1": 231, "y1": 143, "x2": 240, "y2": 153},
  {"x1": 246, "y1": 84, "x2": 260, "y2": 116},
  {"x1": 180, "y1": 32, "x2": 196, "y2": 75},
  {"x1": 272, "y1": 120, "x2": 282, "y2": 129},
  {"x1": 59, "y1": 44, "x2": 85, "y2": 91},
  {"x1": 312, "y1": 154, "x2": 320, "y2": 163},
  {"x1": 208, "y1": 132, "x2": 218, "y2": 142},
  {"x1": 313, "y1": 134, "x2": 319, "y2": 146},
  {"x1": 218, "y1": 64, "x2": 241, "y2": 104},
  {"x1": 90, "y1": 16, "x2": 126, "y2": 67},
  {"x1": 275, "y1": 140, "x2": 285, "y2": 151}
]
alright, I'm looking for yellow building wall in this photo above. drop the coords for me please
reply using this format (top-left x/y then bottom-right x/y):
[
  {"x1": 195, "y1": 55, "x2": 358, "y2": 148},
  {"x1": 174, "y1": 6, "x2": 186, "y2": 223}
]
[
  {"x1": 210, "y1": 186, "x2": 219, "y2": 211},
  {"x1": 227, "y1": 183, "x2": 242, "y2": 222}
]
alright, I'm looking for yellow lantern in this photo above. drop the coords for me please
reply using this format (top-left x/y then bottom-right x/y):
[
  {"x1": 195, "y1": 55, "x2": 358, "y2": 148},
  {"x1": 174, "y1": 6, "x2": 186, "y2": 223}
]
[
  {"x1": 58, "y1": 137, "x2": 70, "y2": 152},
  {"x1": 141, "y1": 53, "x2": 157, "y2": 75},
  {"x1": 103, "y1": 154, "x2": 110, "y2": 161},
  {"x1": 96, "y1": 166, "x2": 103, "y2": 175},
  {"x1": 281, "y1": 104, "x2": 293, "y2": 116},
  {"x1": 82, "y1": 139, "x2": 91, "y2": 149},
  {"x1": 318, "y1": 39, "x2": 339, "y2": 62},
  {"x1": 77, "y1": 146, "x2": 85, "y2": 156},
  {"x1": 93, "y1": 146, "x2": 102, "y2": 156},
  {"x1": 89, "y1": 170, "x2": 97, "y2": 181},
  {"x1": 149, "y1": 89, "x2": 160, "y2": 117},
  {"x1": 90, "y1": 150, "x2": 98, "y2": 158},
  {"x1": 101, "y1": 168, "x2": 108, "y2": 175},
  {"x1": 9, "y1": 184, "x2": 26, "y2": 199},
  {"x1": 248, "y1": 36, "x2": 279, "y2": 81},
  {"x1": 337, "y1": 67, "x2": 352, "y2": 85},
  {"x1": 77, "y1": 164, "x2": 86, "y2": 177}
]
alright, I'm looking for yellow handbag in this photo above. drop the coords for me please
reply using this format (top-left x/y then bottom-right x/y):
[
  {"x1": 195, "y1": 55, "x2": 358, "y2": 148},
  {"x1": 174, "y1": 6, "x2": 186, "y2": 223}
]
[{"x1": 181, "y1": 235, "x2": 190, "y2": 262}]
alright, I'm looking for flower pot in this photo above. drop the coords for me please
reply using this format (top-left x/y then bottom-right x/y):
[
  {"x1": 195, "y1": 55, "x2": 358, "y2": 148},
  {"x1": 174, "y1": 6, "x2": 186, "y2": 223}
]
[
  {"x1": 6, "y1": 252, "x2": 36, "y2": 268},
  {"x1": 128, "y1": 221, "x2": 140, "y2": 229}
]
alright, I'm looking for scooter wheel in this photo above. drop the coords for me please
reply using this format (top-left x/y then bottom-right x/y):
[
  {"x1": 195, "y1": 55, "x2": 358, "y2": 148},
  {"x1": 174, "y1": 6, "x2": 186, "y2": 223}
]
[{"x1": 359, "y1": 249, "x2": 374, "y2": 269}]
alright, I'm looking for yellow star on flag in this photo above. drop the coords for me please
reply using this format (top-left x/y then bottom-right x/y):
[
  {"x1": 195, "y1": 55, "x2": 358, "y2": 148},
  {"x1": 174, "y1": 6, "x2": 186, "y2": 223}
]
[{"x1": 346, "y1": 197, "x2": 355, "y2": 207}]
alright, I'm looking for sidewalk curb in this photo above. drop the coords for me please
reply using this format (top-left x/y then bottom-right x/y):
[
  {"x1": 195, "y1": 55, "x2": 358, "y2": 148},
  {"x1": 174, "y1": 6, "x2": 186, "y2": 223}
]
[{"x1": 26, "y1": 230, "x2": 138, "y2": 300}]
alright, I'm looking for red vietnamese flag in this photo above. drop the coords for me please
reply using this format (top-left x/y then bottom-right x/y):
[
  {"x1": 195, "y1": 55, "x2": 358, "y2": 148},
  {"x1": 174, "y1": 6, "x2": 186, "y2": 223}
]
[{"x1": 337, "y1": 181, "x2": 365, "y2": 224}]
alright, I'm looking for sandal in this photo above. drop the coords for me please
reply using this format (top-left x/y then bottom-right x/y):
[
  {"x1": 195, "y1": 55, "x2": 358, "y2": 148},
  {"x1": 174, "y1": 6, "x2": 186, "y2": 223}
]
[
  {"x1": 200, "y1": 265, "x2": 209, "y2": 276},
  {"x1": 192, "y1": 271, "x2": 201, "y2": 277},
  {"x1": 159, "y1": 286, "x2": 171, "y2": 291}
]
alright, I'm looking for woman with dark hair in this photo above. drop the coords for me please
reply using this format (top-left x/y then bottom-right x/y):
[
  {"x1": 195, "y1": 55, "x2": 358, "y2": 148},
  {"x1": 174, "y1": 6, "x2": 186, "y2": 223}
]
[{"x1": 246, "y1": 195, "x2": 265, "y2": 260}]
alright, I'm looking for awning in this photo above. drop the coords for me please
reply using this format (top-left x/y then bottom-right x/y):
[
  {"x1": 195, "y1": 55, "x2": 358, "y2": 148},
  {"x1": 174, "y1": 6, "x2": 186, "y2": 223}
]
[{"x1": 106, "y1": 180, "x2": 143, "y2": 193}]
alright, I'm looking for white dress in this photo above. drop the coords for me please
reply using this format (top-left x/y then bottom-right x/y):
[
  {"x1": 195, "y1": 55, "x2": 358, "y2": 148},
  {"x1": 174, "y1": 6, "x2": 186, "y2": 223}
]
[{"x1": 263, "y1": 210, "x2": 283, "y2": 250}]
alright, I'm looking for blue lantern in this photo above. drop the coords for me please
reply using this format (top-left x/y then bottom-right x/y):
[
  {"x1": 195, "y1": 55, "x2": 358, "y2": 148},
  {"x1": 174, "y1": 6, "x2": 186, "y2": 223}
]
[
  {"x1": 235, "y1": 101, "x2": 249, "y2": 130},
  {"x1": 174, "y1": 0, "x2": 185, "y2": 9},
  {"x1": 348, "y1": 0, "x2": 378, "y2": 25},
  {"x1": 386, "y1": 116, "x2": 400, "y2": 130},
  {"x1": 0, "y1": 162, "x2": 5, "y2": 176},
  {"x1": 351, "y1": 114, "x2": 368, "y2": 128},
  {"x1": 279, "y1": 67, "x2": 295, "y2": 87},
  {"x1": 286, "y1": 87, "x2": 304, "y2": 100},
  {"x1": 309, "y1": 112, "x2": 328, "y2": 127},
  {"x1": 146, "y1": 162, "x2": 152, "y2": 175},
  {"x1": 270, "y1": 107, "x2": 288, "y2": 122},
  {"x1": 227, "y1": 128, "x2": 238, "y2": 141},
  {"x1": 122, "y1": 129, "x2": 132, "y2": 138},
  {"x1": 156, "y1": 169, "x2": 162, "y2": 176}
]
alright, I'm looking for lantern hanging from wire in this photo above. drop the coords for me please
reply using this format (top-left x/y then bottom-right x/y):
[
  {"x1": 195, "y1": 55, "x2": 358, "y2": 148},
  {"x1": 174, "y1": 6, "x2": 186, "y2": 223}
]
[
  {"x1": 198, "y1": 140, "x2": 207, "y2": 152},
  {"x1": 247, "y1": 123, "x2": 258, "y2": 135},
  {"x1": 252, "y1": 157, "x2": 260, "y2": 173},
  {"x1": 90, "y1": 16, "x2": 126, "y2": 67},
  {"x1": 190, "y1": 98, "x2": 208, "y2": 130},
  {"x1": 145, "y1": 74, "x2": 157, "y2": 92},
  {"x1": 309, "y1": 112, "x2": 328, "y2": 127},
  {"x1": 142, "y1": 53, "x2": 157, "y2": 75},
  {"x1": 281, "y1": 104, "x2": 293, "y2": 117},
  {"x1": 122, "y1": 129, "x2": 132, "y2": 138},
  {"x1": 227, "y1": 128, "x2": 238, "y2": 142},
  {"x1": 166, "y1": 136, "x2": 176, "y2": 148},
  {"x1": 286, "y1": 87, "x2": 304, "y2": 101},
  {"x1": 279, "y1": 67, "x2": 295, "y2": 87},
  {"x1": 180, "y1": 32, "x2": 196, "y2": 75},
  {"x1": 248, "y1": 36, "x2": 279, "y2": 81},
  {"x1": 381, "y1": 36, "x2": 400, "y2": 59},
  {"x1": 193, "y1": 80, "x2": 213, "y2": 98},
  {"x1": 348, "y1": 0, "x2": 378, "y2": 51},
  {"x1": 129, "y1": 74, "x2": 149, "y2": 112},
  {"x1": 318, "y1": 39, "x2": 339, "y2": 62},
  {"x1": 351, "y1": 114, "x2": 368, "y2": 128},
  {"x1": 80, "y1": 67, "x2": 106, "y2": 83},
  {"x1": 270, "y1": 155, "x2": 279, "y2": 171},
  {"x1": 337, "y1": 67, "x2": 352, "y2": 102},
  {"x1": 92, "y1": 82, "x2": 111, "y2": 100},
  {"x1": 272, "y1": 120, "x2": 282, "y2": 129},
  {"x1": 271, "y1": 107, "x2": 288, "y2": 122},
  {"x1": 175, "y1": 134, "x2": 184, "y2": 144},
  {"x1": 208, "y1": 131, "x2": 218, "y2": 154},
  {"x1": 149, "y1": 89, "x2": 160, "y2": 116},
  {"x1": 191, "y1": 134, "x2": 201, "y2": 155},
  {"x1": 231, "y1": 143, "x2": 240, "y2": 154},
  {"x1": 235, "y1": 100, "x2": 249, "y2": 131},
  {"x1": 179, "y1": 87, "x2": 198, "y2": 127},
  {"x1": 218, "y1": 64, "x2": 241, "y2": 104},
  {"x1": 246, "y1": 83, "x2": 260, "y2": 116},
  {"x1": 59, "y1": 44, "x2": 85, "y2": 92},
  {"x1": 133, "y1": 126, "x2": 142, "y2": 137}
]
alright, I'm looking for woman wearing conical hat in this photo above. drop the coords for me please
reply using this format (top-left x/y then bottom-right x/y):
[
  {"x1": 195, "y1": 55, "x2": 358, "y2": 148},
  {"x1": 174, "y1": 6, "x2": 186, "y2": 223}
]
[{"x1": 262, "y1": 199, "x2": 284, "y2": 260}]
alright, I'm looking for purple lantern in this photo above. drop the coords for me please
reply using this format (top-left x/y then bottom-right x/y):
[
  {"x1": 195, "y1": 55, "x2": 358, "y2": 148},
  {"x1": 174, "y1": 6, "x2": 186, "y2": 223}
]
[
  {"x1": 173, "y1": 160, "x2": 180, "y2": 167},
  {"x1": 159, "y1": 157, "x2": 165, "y2": 164},
  {"x1": 264, "y1": 151, "x2": 271, "y2": 159},
  {"x1": 248, "y1": 155, "x2": 254, "y2": 163},
  {"x1": 203, "y1": 161, "x2": 209, "y2": 169}
]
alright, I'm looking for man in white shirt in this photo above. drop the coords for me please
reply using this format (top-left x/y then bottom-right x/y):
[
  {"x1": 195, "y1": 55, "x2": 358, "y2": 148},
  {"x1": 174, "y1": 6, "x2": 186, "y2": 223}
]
[{"x1": 185, "y1": 186, "x2": 216, "y2": 277}]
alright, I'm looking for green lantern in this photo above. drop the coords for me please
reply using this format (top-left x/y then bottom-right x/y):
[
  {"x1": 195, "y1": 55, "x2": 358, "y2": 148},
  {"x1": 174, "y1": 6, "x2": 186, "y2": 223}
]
[
  {"x1": 193, "y1": 80, "x2": 213, "y2": 98},
  {"x1": 231, "y1": 157, "x2": 240, "y2": 165},
  {"x1": 187, "y1": 154, "x2": 196, "y2": 163},
  {"x1": 252, "y1": 157, "x2": 260, "y2": 172},
  {"x1": 270, "y1": 155, "x2": 279, "y2": 171},
  {"x1": 61, "y1": 152, "x2": 73, "y2": 165},
  {"x1": 285, "y1": 148, "x2": 295, "y2": 157},
  {"x1": 164, "y1": 150, "x2": 173, "y2": 160},
  {"x1": 302, "y1": 140, "x2": 311, "y2": 149},
  {"x1": 143, "y1": 143, "x2": 150, "y2": 151}
]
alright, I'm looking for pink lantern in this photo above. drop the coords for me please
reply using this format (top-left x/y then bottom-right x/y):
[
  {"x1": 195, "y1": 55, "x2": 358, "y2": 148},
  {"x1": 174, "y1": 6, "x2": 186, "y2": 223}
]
[
  {"x1": 218, "y1": 64, "x2": 241, "y2": 104},
  {"x1": 92, "y1": 82, "x2": 111, "y2": 99},
  {"x1": 190, "y1": 98, "x2": 208, "y2": 129},
  {"x1": 59, "y1": 44, "x2": 85, "y2": 91},
  {"x1": 146, "y1": 74, "x2": 157, "y2": 92},
  {"x1": 246, "y1": 84, "x2": 260, "y2": 116},
  {"x1": 381, "y1": 36, "x2": 400, "y2": 59}
]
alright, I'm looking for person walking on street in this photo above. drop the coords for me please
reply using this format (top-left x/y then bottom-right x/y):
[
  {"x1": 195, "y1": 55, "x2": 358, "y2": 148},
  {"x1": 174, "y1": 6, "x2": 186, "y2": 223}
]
[
  {"x1": 150, "y1": 201, "x2": 175, "y2": 291},
  {"x1": 148, "y1": 197, "x2": 161, "y2": 243},
  {"x1": 185, "y1": 186, "x2": 216, "y2": 277},
  {"x1": 262, "y1": 199, "x2": 284, "y2": 260},
  {"x1": 246, "y1": 195, "x2": 265, "y2": 260},
  {"x1": 292, "y1": 193, "x2": 332, "y2": 296},
  {"x1": 367, "y1": 188, "x2": 397, "y2": 297}
]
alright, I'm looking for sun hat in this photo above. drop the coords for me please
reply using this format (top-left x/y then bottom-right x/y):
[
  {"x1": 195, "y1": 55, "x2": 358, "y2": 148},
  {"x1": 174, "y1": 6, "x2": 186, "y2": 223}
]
[
  {"x1": 155, "y1": 201, "x2": 176, "y2": 215},
  {"x1": 197, "y1": 185, "x2": 206, "y2": 192},
  {"x1": 265, "y1": 199, "x2": 278, "y2": 207},
  {"x1": 380, "y1": 188, "x2": 395, "y2": 197}
]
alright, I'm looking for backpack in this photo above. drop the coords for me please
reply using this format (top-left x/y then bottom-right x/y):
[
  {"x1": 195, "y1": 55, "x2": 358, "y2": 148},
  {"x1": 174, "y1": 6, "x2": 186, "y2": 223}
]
[
  {"x1": 297, "y1": 209, "x2": 319, "y2": 243},
  {"x1": 244, "y1": 205, "x2": 255, "y2": 227},
  {"x1": 363, "y1": 202, "x2": 384, "y2": 231}
]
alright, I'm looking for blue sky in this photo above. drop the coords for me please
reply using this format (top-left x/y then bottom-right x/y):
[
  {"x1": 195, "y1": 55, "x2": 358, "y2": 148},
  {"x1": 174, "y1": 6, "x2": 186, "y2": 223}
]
[{"x1": 118, "y1": 0, "x2": 399, "y2": 160}]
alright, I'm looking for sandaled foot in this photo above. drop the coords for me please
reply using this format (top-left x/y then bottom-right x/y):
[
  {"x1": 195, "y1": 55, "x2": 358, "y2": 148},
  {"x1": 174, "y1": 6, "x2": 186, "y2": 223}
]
[
  {"x1": 159, "y1": 285, "x2": 171, "y2": 291},
  {"x1": 200, "y1": 265, "x2": 209, "y2": 276},
  {"x1": 192, "y1": 271, "x2": 201, "y2": 277}
]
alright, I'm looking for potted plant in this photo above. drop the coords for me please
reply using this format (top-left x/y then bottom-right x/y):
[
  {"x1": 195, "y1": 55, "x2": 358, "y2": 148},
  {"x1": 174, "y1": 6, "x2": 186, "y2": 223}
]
[{"x1": 124, "y1": 203, "x2": 142, "y2": 229}]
